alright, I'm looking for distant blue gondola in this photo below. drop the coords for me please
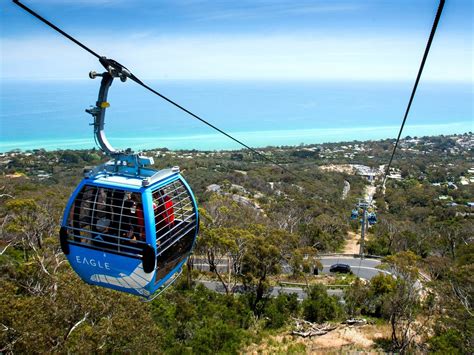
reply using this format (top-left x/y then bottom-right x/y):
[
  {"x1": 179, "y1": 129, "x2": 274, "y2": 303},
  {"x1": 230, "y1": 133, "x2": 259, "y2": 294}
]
[
  {"x1": 350, "y1": 209, "x2": 359, "y2": 220},
  {"x1": 59, "y1": 66, "x2": 199, "y2": 299},
  {"x1": 367, "y1": 212, "x2": 377, "y2": 225}
]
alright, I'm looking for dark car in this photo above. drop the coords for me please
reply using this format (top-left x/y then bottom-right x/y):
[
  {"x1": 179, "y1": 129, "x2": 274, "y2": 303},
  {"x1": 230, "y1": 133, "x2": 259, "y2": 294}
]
[{"x1": 329, "y1": 263, "x2": 352, "y2": 274}]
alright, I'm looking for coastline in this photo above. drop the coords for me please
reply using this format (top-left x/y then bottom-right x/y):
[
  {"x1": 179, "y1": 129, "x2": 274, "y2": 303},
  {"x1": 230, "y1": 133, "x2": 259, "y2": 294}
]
[{"x1": 1, "y1": 121, "x2": 471, "y2": 153}]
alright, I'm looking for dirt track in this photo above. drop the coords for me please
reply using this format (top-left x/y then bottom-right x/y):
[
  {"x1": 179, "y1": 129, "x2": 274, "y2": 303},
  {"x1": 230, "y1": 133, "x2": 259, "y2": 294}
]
[{"x1": 343, "y1": 231, "x2": 359, "y2": 254}]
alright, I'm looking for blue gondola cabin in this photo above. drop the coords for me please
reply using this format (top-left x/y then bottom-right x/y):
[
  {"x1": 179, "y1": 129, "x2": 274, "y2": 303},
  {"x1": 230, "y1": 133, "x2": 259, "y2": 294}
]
[{"x1": 59, "y1": 164, "x2": 199, "y2": 299}]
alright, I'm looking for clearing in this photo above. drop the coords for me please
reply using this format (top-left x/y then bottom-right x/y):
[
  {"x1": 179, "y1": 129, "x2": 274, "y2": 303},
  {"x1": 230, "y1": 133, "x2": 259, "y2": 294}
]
[
  {"x1": 244, "y1": 323, "x2": 391, "y2": 354},
  {"x1": 343, "y1": 231, "x2": 360, "y2": 255}
]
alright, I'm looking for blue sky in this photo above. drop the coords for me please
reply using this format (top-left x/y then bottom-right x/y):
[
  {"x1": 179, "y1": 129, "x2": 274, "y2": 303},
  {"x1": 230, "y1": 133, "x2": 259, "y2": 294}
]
[{"x1": 0, "y1": 0, "x2": 472, "y2": 81}]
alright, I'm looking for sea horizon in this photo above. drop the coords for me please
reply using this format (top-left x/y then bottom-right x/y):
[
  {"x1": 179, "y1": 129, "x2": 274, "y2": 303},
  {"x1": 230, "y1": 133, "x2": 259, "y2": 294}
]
[
  {"x1": 0, "y1": 122, "x2": 472, "y2": 153},
  {"x1": 1, "y1": 79, "x2": 472, "y2": 153}
]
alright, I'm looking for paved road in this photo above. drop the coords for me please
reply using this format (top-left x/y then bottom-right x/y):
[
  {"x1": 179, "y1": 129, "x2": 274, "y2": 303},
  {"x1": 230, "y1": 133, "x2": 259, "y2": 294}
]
[
  {"x1": 193, "y1": 255, "x2": 388, "y2": 281},
  {"x1": 198, "y1": 280, "x2": 344, "y2": 301},
  {"x1": 318, "y1": 256, "x2": 389, "y2": 280},
  {"x1": 195, "y1": 254, "x2": 390, "y2": 301}
]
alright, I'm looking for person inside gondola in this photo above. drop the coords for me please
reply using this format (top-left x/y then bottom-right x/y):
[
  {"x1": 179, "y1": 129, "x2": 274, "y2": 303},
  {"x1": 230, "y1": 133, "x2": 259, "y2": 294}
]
[
  {"x1": 130, "y1": 193, "x2": 145, "y2": 242},
  {"x1": 93, "y1": 188, "x2": 114, "y2": 249},
  {"x1": 72, "y1": 185, "x2": 97, "y2": 243},
  {"x1": 153, "y1": 190, "x2": 175, "y2": 246},
  {"x1": 121, "y1": 192, "x2": 145, "y2": 254}
]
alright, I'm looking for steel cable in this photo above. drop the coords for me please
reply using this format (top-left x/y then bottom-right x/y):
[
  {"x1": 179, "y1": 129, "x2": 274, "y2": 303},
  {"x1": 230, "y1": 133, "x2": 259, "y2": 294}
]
[{"x1": 383, "y1": 0, "x2": 445, "y2": 186}]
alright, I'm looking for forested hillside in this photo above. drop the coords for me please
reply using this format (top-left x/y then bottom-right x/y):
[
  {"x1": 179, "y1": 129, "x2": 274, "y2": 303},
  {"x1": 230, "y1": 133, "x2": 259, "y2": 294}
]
[{"x1": 1, "y1": 133, "x2": 472, "y2": 353}]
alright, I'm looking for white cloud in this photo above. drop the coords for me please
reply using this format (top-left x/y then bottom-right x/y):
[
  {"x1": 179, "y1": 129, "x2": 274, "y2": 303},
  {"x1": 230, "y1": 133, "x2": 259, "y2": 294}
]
[
  {"x1": 188, "y1": 2, "x2": 360, "y2": 22},
  {"x1": 1, "y1": 32, "x2": 471, "y2": 82}
]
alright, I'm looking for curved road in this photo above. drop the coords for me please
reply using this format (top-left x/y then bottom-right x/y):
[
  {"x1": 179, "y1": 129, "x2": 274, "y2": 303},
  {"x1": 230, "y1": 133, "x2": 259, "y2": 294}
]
[
  {"x1": 279, "y1": 256, "x2": 386, "y2": 280},
  {"x1": 318, "y1": 256, "x2": 389, "y2": 280},
  {"x1": 194, "y1": 255, "x2": 389, "y2": 301},
  {"x1": 194, "y1": 255, "x2": 388, "y2": 281},
  {"x1": 198, "y1": 280, "x2": 343, "y2": 301}
]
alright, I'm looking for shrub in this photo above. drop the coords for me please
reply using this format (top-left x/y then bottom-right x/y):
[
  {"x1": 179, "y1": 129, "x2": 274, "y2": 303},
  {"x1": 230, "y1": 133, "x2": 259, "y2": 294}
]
[
  {"x1": 428, "y1": 329, "x2": 464, "y2": 355},
  {"x1": 302, "y1": 284, "x2": 343, "y2": 323},
  {"x1": 263, "y1": 293, "x2": 299, "y2": 329}
]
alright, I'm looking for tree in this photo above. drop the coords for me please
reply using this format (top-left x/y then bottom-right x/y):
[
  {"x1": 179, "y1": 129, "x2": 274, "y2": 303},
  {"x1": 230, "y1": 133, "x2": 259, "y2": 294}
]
[
  {"x1": 344, "y1": 278, "x2": 369, "y2": 317},
  {"x1": 197, "y1": 224, "x2": 252, "y2": 294},
  {"x1": 344, "y1": 273, "x2": 396, "y2": 318},
  {"x1": 433, "y1": 219, "x2": 470, "y2": 260},
  {"x1": 367, "y1": 273, "x2": 397, "y2": 317},
  {"x1": 302, "y1": 284, "x2": 342, "y2": 323},
  {"x1": 149, "y1": 285, "x2": 252, "y2": 353},
  {"x1": 428, "y1": 329, "x2": 465, "y2": 355},
  {"x1": 299, "y1": 214, "x2": 347, "y2": 252},
  {"x1": 59, "y1": 151, "x2": 81, "y2": 164},
  {"x1": 271, "y1": 203, "x2": 303, "y2": 234},
  {"x1": 287, "y1": 246, "x2": 321, "y2": 279},
  {"x1": 0, "y1": 264, "x2": 163, "y2": 353},
  {"x1": 263, "y1": 293, "x2": 299, "y2": 329},
  {"x1": 195, "y1": 203, "x2": 255, "y2": 294},
  {"x1": 427, "y1": 243, "x2": 474, "y2": 353},
  {"x1": 382, "y1": 252, "x2": 422, "y2": 353},
  {"x1": 3, "y1": 199, "x2": 56, "y2": 260},
  {"x1": 240, "y1": 226, "x2": 291, "y2": 311}
]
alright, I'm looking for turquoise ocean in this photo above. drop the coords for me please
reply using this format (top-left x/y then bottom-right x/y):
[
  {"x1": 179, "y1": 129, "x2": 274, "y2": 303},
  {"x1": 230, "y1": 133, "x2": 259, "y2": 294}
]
[{"x1": 0, "y1": 80, "x2": 472, "y2": 152}]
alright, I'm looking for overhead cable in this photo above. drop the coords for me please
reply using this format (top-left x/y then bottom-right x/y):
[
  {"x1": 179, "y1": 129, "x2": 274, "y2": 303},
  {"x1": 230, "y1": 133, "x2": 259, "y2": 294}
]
[{"x1": 383, "y1": 0, "x2": 445, "y2": 185}]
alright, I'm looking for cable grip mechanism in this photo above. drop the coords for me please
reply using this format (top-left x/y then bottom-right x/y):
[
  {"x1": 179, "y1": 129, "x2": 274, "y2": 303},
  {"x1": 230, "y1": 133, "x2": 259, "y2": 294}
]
[{"x1": 85, "y1": 60, "x2": 153, "y2": 172}]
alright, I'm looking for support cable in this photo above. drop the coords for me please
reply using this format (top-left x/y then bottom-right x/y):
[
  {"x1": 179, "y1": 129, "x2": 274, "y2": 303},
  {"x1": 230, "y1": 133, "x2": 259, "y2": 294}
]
[{"x1": 383, "y1": 0, "x2": 445, "y2": 186}]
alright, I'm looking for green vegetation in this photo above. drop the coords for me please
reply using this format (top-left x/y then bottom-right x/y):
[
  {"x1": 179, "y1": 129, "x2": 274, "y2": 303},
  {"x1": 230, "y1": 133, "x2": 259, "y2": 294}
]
[
  {"x1": 0, "y1": 133, "x2": 472, "y2": 353},
  {"x1": 302, "y1": 284, "x2": 343, "y2": 323}
]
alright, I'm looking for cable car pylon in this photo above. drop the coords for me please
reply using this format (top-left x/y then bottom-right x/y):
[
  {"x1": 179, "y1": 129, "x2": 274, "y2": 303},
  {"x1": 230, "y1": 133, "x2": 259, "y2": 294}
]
[{"x1": 350, "y1": 199, "x2": 376, "y2": 258}]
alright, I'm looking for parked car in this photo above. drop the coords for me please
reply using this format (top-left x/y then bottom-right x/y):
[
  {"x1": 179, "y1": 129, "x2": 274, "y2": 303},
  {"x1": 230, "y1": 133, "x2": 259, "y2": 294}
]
[{"x1": 329, "y1": 263, "x2": 352, "y2": 274}]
